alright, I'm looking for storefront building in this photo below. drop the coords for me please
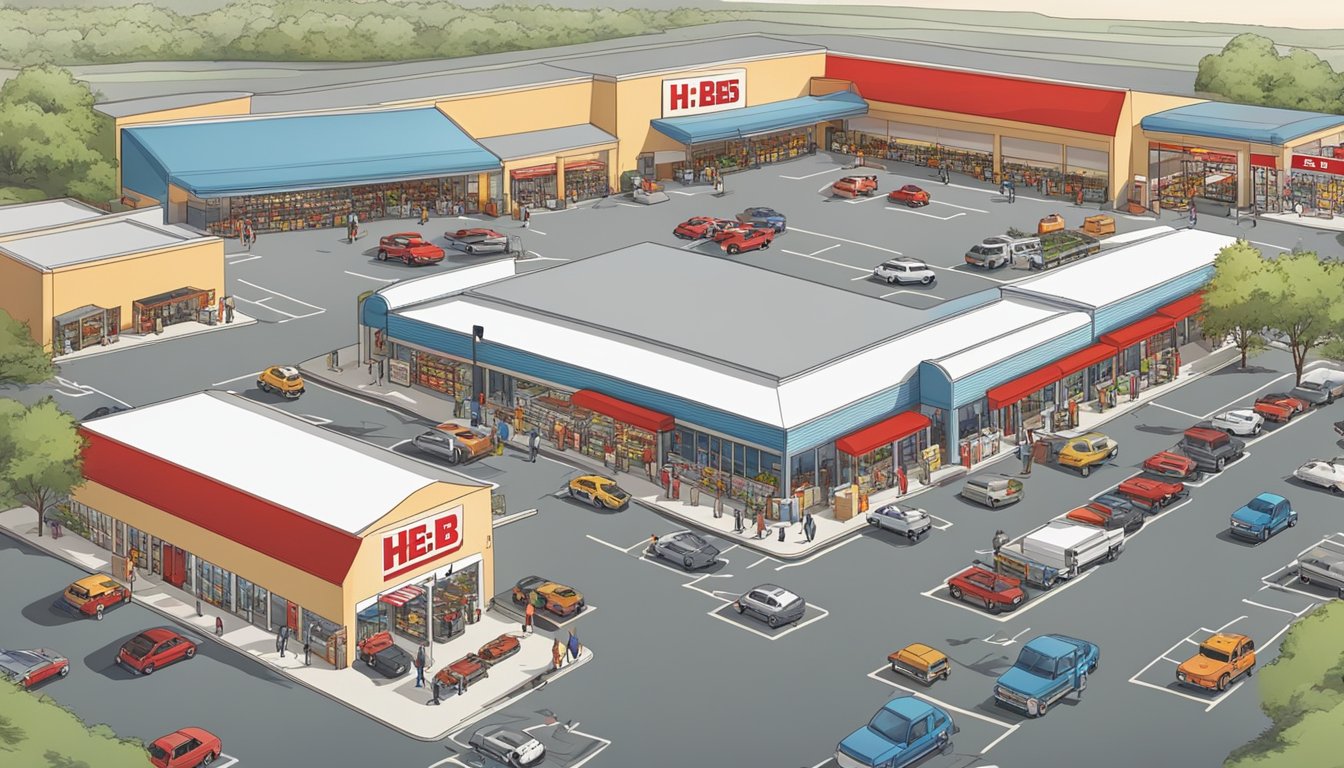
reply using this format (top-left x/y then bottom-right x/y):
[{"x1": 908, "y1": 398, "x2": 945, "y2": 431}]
[
  {"x1": 72, "y1": 391, "x2": 494, "y2": 668},
  {"x1": 478, "y1": 124, "x2": 618, "y2": 215},
  {"x1": 1137, "y1": 101, "x2": 1344, "y2": 213},
  {"x1": 0, "y1": 202, "x2": 224, "y2": 354}
]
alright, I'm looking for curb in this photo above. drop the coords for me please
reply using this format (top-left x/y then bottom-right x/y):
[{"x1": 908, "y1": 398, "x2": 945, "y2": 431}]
[
  {"x1": 493, "y1": 508, "x2": 538, "y2": 528},
  {"x1": 54, "y1": 316, "x2": 258, "y2": 364},
  {"x1": 0, "y1": 524, "x2": 564, "y2": 743}
]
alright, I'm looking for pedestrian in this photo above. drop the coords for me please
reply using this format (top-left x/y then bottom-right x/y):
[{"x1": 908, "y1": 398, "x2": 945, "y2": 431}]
[
  {"x1": 896, "y1": 465, "x2": 908, "y2": 495},
  {"x1": 522, "y1": 207, "x2": 531, "y2": 228},
  {"x1": 455, "y1": 675, "x2": 466, "y2": 696},
  {"x1": 377, "y1": 359, "x2": 384, "y2": 385},
  {"x1": 496, "y1": 420, "x2": 509, "y2": 455},
  {"x1": 733, "y1": 506, "x2": 743, "y2": 533},
  {"x1": 215, "y1": 615, "x2": 224, "y2": 636},
  {"x1": 1024, "y1": 438, "x2": 1035, "y2": 474},
  {"x1": 275, "y1": 627, "x2": 283, "y2": 655},
  {"x1": 278, "y1": 625, "x2": 290, "y2": 658},
  {"x1": 803, "y1": 512, "x2": 816, "y2": 543},
  {"x1": 1189, "y1": 201, "x2": 1198, "y2": 228},
  {"x1": 368, "y1": 359, "x2": 376, "y2": 385},
  {"x1": 420, "y1": 205, "x2": 429, "y2": 225},
  {"x1": 528, "y1": 428, "x2": 540, "y2": 463},
  {"x1": 1251, "y1": 203, "x2": 1259, "y2": 228},
  {"x1": 1009, "y1": 181, "x2": 1016, "y2": 203},
  {"x1": 992, "y1": 529, "x2": 1009, "y2": 553},
  {"x1": 488, "y1": 421, "x2": 499, "y2": 452},
  {"x1": 303, "y1": 636, "x2": 311, "y2": 666},
  {"x1": 430, "y1": 676, "x2": 442, "y2": 705},
  {"x1": 414, "y1": 643, "x2": 426, "y2": 687},
  {"x1": 524, "y1": 600, "x2": 535, "y2": 634},
  {"x1": 671, "y1": 474, "x2": 680, "y2": 500},
  {"x1": 755, "y1": 509, "x2": 766, "y2": 539},
  {"x1": 333, "y1": 348, "x2": 340, "y2": 369},
  {"x1": 642, "y1": 444, "x2": 655, "y2": 481},
  {"x1": 552, "y1": 638, "x2": 564, "y2": 671},
  {"x1": 647, "y1": 533, "x2": 658, "y2": 555},
  {"x1": 470, "y1": 398, "x2": 482, "y2": 427},
  {"x1": 567, "y1": 630, "x2": 581, "y2": 662},
  {"x1": 224, "y1": 295, "x2": 235, "y2": 324},
  {"x1": 1075, "y1": 187, "x2": 1084, "y2": 207},
  {"x1": 1017, "y1": 440, "x2": 1030, "y2": 475}
]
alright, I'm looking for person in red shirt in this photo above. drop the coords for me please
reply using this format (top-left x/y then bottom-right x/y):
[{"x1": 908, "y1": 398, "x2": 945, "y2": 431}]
[{"x1": 642, "y1": 445, "x2": 655, "y2": 481}]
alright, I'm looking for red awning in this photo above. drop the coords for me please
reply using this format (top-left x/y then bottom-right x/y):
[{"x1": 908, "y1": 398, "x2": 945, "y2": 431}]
[
  {"x1": 510, "y1": 164, "x2": 556, "y2": 180},
  {"x1": 379, "y1": 585, "x2": 425, "y2": 607},
  {"x1": 986, "y1": 365, "x2": 1065, "y2": 410},
  {"x1": 1158, "y1": 292, "x2": 1203, "y2": 321},
  {"x1": 1100, "y1": 315, "x2": 1176, "y2": 350},
  {"x1": 570, "y1": 390, "x2": 674, "y2": 433},
  {"x1": 1054, "y1": 343, "x2": 1115, "y2": 378},
  {"x1": 564, "y1": 160, "x2": 606, "y2": 172},
  {"x1": 836, "y1": 410, "x2": 931, "y2": 456},
  {"x1": 1251, "y1": 154, "x2": 1278, "y2": 169}
]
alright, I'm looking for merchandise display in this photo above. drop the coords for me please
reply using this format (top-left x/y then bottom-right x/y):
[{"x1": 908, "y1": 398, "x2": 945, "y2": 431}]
[
  {"x1": 1290, "y1": 172, "x2": 1344, "y2": 215},
  {"x1": 563, "y1": 160, "x2": 609, "y2": 201},
  {"x1": 683, "y1": 129, "x2": 811, "y2": 176}
]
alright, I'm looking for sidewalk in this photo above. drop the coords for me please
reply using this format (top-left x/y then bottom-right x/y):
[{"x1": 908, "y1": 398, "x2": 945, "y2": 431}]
[
  {"x1": 0, "y1": 506, "x2": 591, "y2": 741},
  {"x1": 300, "y1": 343, "x2": 1240, "y2": 559},
  {"x1": 1256, "y1": 210, "x2": 1344, "y2": 233},
  {"x1": 54, "y1": 312, "x2": 257, "y2": 363}
]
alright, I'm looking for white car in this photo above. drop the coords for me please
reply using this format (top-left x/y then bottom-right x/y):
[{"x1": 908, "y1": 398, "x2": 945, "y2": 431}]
[
  {"x1": 1210, "y1": 409, "x2": 1263, "y2": 436},
  {"x1": 866, "y1": 504, "x2": 933, "y2": 541},
  {"x1": 1294, "y1": 458, "x2": 1344, "y2": 495},
  {"x1": 468, "y1": 726, "x2": 546, "y2": 767},
  {"x1": 873, "y1": 257, "x2": 936, "y2": 286}
]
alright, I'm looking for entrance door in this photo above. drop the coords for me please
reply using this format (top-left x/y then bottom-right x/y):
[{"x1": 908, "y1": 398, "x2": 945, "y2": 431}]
[
  {"x1": 637, "y1": 153, "x2": 655, "y2": 179},
  {"x1": 286, "y1": 601, "x2": 299, "y2": 632},
  {"x1": 162, "y1": 544, "x2": 187, "y2": 588}
]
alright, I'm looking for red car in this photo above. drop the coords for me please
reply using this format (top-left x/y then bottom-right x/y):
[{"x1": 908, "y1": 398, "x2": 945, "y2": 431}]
[
  {"x1": 477, "y1": 634, "x2": 522, "y2": 666},
  {"x1": 434, "y1": 654, "x2": 489, "y2": 690},
  {"x1": 446, "y1": 228, "x2": 508, "y2": 254},
  {"x1": 947, "y1": 565, "x2": 1025, "y2": 614},
  {"x1": 117, "y1": 628, "x2": 197, "y2": 675},
  {"x1": 377, "y1": 232, "x2": 446, "y2": 265},
  {"x1": 674, "y1": 216, "x2": 733, "y2": 240},
  {"x1": 0, "y1": 647, "x2": 69, "y2": 689},
  {"x1": 720, "y1": 227, "x2": 774, "y2": 254},
  {"x1": 148, "y1": 727, "x2": 222, "y2": 768},
  {"x1": 888, "y1": 184, "x2": 931, "y2": 207},
  {"x1": 709, "y1": 221, "x2": 759, "y2": 242},
  {"x1": 1254, "y1": 393, "x2": 1308, "y2": 422},
  {"x1": 832, "y1": 175, "x2": 879, "y2": 198},
  {"x1": 1143, "y1": 449, "x2": 1199, "y2": 480},
  {"x1": 1117, "y1": 476, "x2": 1186, "y2": 509}
]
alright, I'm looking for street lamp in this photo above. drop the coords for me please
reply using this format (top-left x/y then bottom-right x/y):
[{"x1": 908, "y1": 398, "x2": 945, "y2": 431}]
[{"x1": 471, "y1": 324, "x2": 485, "y2": 405}]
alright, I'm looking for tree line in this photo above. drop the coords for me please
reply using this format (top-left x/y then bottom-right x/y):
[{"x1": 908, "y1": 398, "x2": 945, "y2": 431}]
[{"x1": 1197, "y1": 34, "x2": 1344, "y2": 114}]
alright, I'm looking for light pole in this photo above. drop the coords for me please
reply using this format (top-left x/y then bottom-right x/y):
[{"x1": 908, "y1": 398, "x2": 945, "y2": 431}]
[{"x1": 471, "y1": 324, "x2": 485, "y2": 405}]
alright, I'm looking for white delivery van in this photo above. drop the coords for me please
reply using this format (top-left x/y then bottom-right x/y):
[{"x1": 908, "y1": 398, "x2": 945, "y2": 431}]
[{"x1": 1020, "y1": 521, "x2": 1124, "y2": 578}]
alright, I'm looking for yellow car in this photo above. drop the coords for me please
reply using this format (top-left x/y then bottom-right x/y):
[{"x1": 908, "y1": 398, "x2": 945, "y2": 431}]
[
  {"x1": 888, "y1": 643, "x2": 951, "y2": 685},
  {"x1": 567, "y1": 474, "x2": 631, "y2": 510},
  {"x1": 511, "y1": 575, "x2": 586, "y2": 617},
  {"x1": 257, "y1": 365, "x2": 305, "y2": 399},
  {"x1": 1056, "y1": 432, "x2": 1118, "y2": 477},
  {"x1": 1177, "y1": 633, "x2": 1255, "y2": 692}
]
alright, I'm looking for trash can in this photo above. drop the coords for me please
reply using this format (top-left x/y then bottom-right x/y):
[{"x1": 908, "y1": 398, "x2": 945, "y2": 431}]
[{"x1": 688, "y1": 486, "x2": 700, "y2": 506}]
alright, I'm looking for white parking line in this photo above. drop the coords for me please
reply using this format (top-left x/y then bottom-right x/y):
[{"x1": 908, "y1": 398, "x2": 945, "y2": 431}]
[
  {"x1": 888, "y1": 206, "x2": 965, "y2": 221},
  {"x1": 585, "y1": 534, "x2": 647, "y2": 554},
  {"x1": 233, "y1": 296, "x2": 301, "y2": 318},
  {"x1": 982, "y1": 627, "x2": 1032, "y2": 646},
  {"x1": 235, "y1": 279, "x2": 324, "y2": 310},
  {"x1": 1248, "y1": 240, "x2": 1290, "y2": 251},
  {"x1": 866, "y1": 668, "x2": 1017, "y2": 730},
  {"x1": 1129, "y1": 677, "x2": 1216, "y2": 705},
  {"x1": 980, "y1": 726, "x2": 1023, "y2": 756},
  {"x1": 343, "y1": 270, "x2": 396, "y2": 283},
  {"x1": 1200, "y1": 360, "x2": 1329, "y2": 419},
  {"x1": 780, "y1": 249, "x2": 872, "y2": 273},
  {"x1": 53, "y1": 377, "x2": 133, "y2": 407},
  {"x1": 882, "y1": 289, "x2": 943, "y2": 299},
  {"x1": 707, "y1": 603, "x2": 829, "y2": 640},
  {"x1": 1148, "y1": 402, "x2": 1201, "y2": 419},
  {"x1": 931, "y1": 200, "x2": 989, "y2": 213},
  {"x1": 928, "y1": 514, "x2": 954, "y2": 531},
  {"x1": 782, "y1": 168, "x2": 842, "y2": 180},
  {"x1": 809, "y1": 244, "x2": 841, "y2": 256},
  {"x1": 788, "y1": 227, "x2": 902, "y2": 255},
  {"x1": 682, "y1": 573, "x2": 737, "y2": 602},
  {"x1": 927, "y1": 264, "x2": 1018, "y2": 283},
  {"x1": 226, "y1": 255, "x2": 261, "y2": 264},
  {"x1": 845, "y1": 194, "x2": 889, "y2": 205},
  {"x1": 212, "y1": 372, "x2": 259, "y2": 386},
  {"x1": 747, "y1": 556, "x2": 772, "y2": 568},
  {"x1": 212, "y1": 758, "x2": 240, "y2": 768},
  {"x1": 1242, "y1": 598, "x2": 1316, "y2": 617},
  {"x1": 919, "y1": 570, "x2": 1095, "y2": 623},
  {"x1": 775, "y1": 533, "x2": 864, "y2": 570},
  {"x1": 667, "y1": 190, "x2": 697, "y2": 196}
]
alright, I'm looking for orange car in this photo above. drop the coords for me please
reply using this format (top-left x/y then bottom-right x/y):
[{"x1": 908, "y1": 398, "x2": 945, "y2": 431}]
[
  {"x1": 1177, "y1": 633, "x2": 1255, "y2": 692},
  {"x1": 433, "y1": 421, "x2": 495, "y2": 462},
  {"x1": 832, "y1": 175, "x2": 879, "y2": 198}
]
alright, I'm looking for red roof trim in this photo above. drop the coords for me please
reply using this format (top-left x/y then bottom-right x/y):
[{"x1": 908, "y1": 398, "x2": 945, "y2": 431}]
[
  {"x1": 79, "y1": 430, "x2": 362, "y2": 586},
  {"x1": 510, "y1": 164, "x2": 556, "y2": 180},
  {"x1": 1100, "y1": 315, "x2": 1176, "y2": 350},
  {"x1": 836, "y1": 410, "x2": 931, "y2": 456},
  {"x1": 1157, "y1": 292, "x2": 1203, "y2": 321},
  {"x1": 570, "y1": 390, "x2": 674, "y2": 433},
  {"x1": 825, "y1": 54, "x2": 1126, "y2": 136},
  {"x1": 1054, "y1": 343, "x2": 1116, "y2": 379},
  {"x1": 987, "y1": 365, "x2": 1065, "y2": 410}
]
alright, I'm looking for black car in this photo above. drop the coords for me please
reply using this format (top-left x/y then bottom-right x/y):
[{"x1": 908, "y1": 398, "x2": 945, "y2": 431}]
[{"x1": 357, "y1": 633, "x2": 413, "y2": 678}]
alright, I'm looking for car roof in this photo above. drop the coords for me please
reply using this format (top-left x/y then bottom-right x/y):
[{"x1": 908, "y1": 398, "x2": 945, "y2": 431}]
[
  {"x1": 389, "y1": 231, "x2": 422, "y2": 238},
  {"x1": 1026, "y1": 635, "x2": 1078, "y2": 658},
  {"x1": 137, "y1": 628, "x2": 179, "y2": 643},
  {"x1": 883, "y1": 695, "x2": 935, "y2": 720},
  {"x1": 73, "y1": 574, "x2": 118, "y2": 589},
  {"x1": 1203, "y1": 633, "x2": 1248, "y2": 651},
  {"x1": 902, "y1": 643, "x2": 945, "y2": 662},
  {"x1": 754, "y1": 583, "x2": 798, "y2": 601},
  {"x1": 274, "y1": 365, "x2": 300, "y2": 376},
  {"x1": 153, "y1": 730, "x2": 193, "y2": 749},
  {"x1": 1253, "y1": 492, "x2": 1286, "y2": 504},
  {"x1": 1304, "y1": 546, "x2": 1344, "y2": 566},
  {"x1": 1184, "y1": 426, "x2": 1225, "y2": 441},
  {"x1": 576, "y1": 474, "x2": 615, "y2": 483},
  {"x1": 1077, "y1": 432, "x2": 1109, "y2": 440}
]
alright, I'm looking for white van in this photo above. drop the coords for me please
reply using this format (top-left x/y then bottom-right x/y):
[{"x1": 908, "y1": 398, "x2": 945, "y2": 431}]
[
  {"x1": 1020, "y1": 521, "x2": 1124, "y2": 578},
  {"x1": 964, "y1": 235, "x2": 1041, "y2": 269}
]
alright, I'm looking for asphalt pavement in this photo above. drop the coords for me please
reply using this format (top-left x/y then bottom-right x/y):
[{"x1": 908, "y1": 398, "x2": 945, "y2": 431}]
[{"x1": 4, "y1": 149, "x2": 1344, "y2": 768}]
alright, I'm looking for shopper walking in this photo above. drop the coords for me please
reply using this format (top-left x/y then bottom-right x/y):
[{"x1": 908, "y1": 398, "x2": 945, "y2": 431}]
[
  {"x1": 1189, "y1": 201, "x2": 1198, "y2": 228},
  {"x1": 803, "y1": 512, "x2": 816, "y2": 543},
  {"x1": 755, "y1": 509, "x2": 766, "y2": 539},
  {"x1": 528, "y1": 429, "x2": 540, "y2": 463},
  {"x1": 496, "y1": 420, "x2": 509, "y2": 455},
  {"x1": 414, "y1": 644, "x2": 426, "y2": 687},
  {"x1": 733, "y1": 506, "x2": 743, "y2": 534},
  {"x1": 420, "y1": 205, "x2": 429, "y2": 225},
  {"x1": 223, "y1": 295, "x2": 235, "y2": 324},
  {"x1": 278, "y1": 625, "x2": 290, "y2": 658},
  {"x1": 522, "y1": 207, "x2": 531, "y2": 228},
  {"x1": 243, "y1": 221, "x2": 254, "y2": 250},
  {"x1": 1020, "y1": 439, "x2": 1034, "y2": 475},
  {"x1": 642, "y1": 445, "x2": 655, "y2": 481},
  {"x1": 524, "y1": 601, "x2": 535, "y2": 634},
  {"x1": 488, "y1": 422, "x2": 499, "y2": 452},
  {"x1": 567, "y1": 630, "x2": 581, "y2": 662},
  {"x1": 430, "y1": 676, "x2": 443, "y2": 705},
  {"x1": 377, "y1": 359, "x2": 384, "y2": 385},
  {"x1": 552, "y1": 638, "x2": 565, "y2": 672},
  {"x1": 303, "y1": 636, "x2": 311, "y2": 666},
  {"x1": 992, "y1": 529, "x2": 1009, "y2": 553}
]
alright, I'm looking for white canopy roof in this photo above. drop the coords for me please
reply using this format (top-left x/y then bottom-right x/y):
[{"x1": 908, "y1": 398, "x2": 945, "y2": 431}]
[
  {"x1": 377, "y1": 260, "x2": 517, "y2": 312},
  {"x1": 932, "y1": 311, "x2": 1091, "y2": 380}
]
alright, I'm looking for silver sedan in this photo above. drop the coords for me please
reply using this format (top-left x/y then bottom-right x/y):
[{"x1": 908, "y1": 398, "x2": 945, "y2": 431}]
[
  {"x1": 866, "y1": 504, "x2": 933, "y2": 541},
  {"x1": 651, "y1": 530, "x2": 720, "y2": 570}
]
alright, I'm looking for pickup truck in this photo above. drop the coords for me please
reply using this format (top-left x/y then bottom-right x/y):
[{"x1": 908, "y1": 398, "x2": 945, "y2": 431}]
[
  {"x1": 997, "y1": 520, "x2": 1124, "y2": 581},
  {"x1": 1175, "y1": 426, "x2": 1245, "y2": 473},
  {"x1": 1025, "y1": 230, "x2": 1102, "y2": 270},
  {"x1": 994, "y1": 634, "x2": 1099, "y2": 717}
]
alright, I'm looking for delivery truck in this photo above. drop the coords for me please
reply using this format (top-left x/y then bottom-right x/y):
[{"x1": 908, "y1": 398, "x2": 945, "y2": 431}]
[{"x1": 996, "y1": 521, "x2": 1124, "y2": 582}]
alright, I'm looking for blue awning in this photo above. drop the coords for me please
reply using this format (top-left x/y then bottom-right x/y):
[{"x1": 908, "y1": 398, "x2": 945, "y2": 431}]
[
  {"x1": 651, "y1": 90, "x2": 868, "y2": 146},
  {"x1": 121, "y1": 108, "x2": 501, "y2": 200},
  {"x1": 1141, "y1": 101, "x2": 1344, "y2": 146}
]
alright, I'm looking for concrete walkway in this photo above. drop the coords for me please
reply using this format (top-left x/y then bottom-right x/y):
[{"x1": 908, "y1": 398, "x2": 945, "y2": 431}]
[
  {"x1": 53, "y1": 311, "x2": 257, "y2": 363},
  {"x1": 299, "y1": 342, "x2": 1240, "y2": 560},
  {"x1": 0, "y1": 506, "x2": 592, "y2": 741}
]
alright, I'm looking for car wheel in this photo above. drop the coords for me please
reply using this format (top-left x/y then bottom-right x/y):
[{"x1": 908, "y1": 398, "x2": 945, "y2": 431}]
[
  {"x1": 734, "y1": 602, "x2": 745, "y2": 614},
  {"x1": 683, "y1": 556, "x2": 694, "y2": 569},
  {"x1": 1160, "y1": 495, "x2": 1172, "y2": 507},
  {"x1": 591, "y1": 496, "x2": 604, "y2": 510},
  {"x1": 1078, "y1": 673, "x2": 1088, "y2": 696},
  {"x1": 142, "y1": 663, "x2": 155, "y2": 675},
  {"x1": 1217, "y1": 674, "x2": 1230, "y2": 692},
  {"x1": 1254, "y1": 424, "x2": 1262, "y2": 435},
  {"x1": 989, "y1": 498, "x2": 999, "y2": 509},
  {"x1": 891, "y1": 660, "x2": 898, "y2": 673},
  {"x1": 939, "y1": 734, "x2": 953, "y2": 755},
  {"x1": 185, "y1": 646, "x2": 196, "y2": 659},
  {"x1": 760, "y1": 242, "x2": 770, "y2": 250},
  {"x1": 377, "y1": 250, "x2": 388, "y2": 261},
  {"x1": 123, "y1": 592, "x2": 132, "y2": 604},
  {"x1": 1332, "y1": 485, "x2": 1343, "y2": 495},
  {"x1": 567, "y1": 487, "x2": 576, "y2": 498},
  {"x1": 465, "y1": 245, "x2": 476, "y2": 254},
  {"x1": 766, "y1": 615, "x2": 779, "y2": 628},
  {"x1": 58, "y1": 665, "x2": 69, "y2": 678},
  {"x1": 1080, "y1": 465, "x2": 1091, "y2": 477},
  {"x1": 1289, "y1": 516, "x2": 1298, "y2": 527},
  {"x1": 886, "y1": 275, "x2": 897, "y2": 284},
  {"x1": 949, "y1": 585, "x2": 963, "y2": 600},
  {"x1": 921, "y1": 276, "x2": 933, "y2": 285},
  {"x1": 201, "y1": 752, "x2": 216, "y2": 766},
  {"x1": 1260, "y1": 528, "x2": 1270, "y2": 542},
  {"x1": 985, "y1": 598, "x2": 1001, "y2": 614},
  {"x1": 1215, "y1": 457, "x2": 1226, "y2": 472},
  {"x1": 1106, "y1": 546, "x2": 1120, "y2": 562},
  {"x1": 1300, "y1": 574, "x2": 1312, "y2": 585},
  {"x1": 259, "y1": 381, "x2": 270, "y2": 393},
  {"x1": 1109, "y1": 447, "x2": 1119, "y2": 459},
  {"x1": 95, "y1": 604, "x2": 104, "y2": 620},
  {"x1": 727, "y1": 245, "x2": 740, "y2": 254}
]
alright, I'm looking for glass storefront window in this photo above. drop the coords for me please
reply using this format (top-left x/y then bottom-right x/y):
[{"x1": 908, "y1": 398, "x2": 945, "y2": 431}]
[
  {"x1": 791, "y1": 449, "x2": 817, "y2": 491},
  {"x1": 1149, "y1": 143, "x2": 1237, "y2": 208},
  {"x1": 393, "y1": 584, "x2": 430, "y2": 644},
  {"x1": 957, "y1": 401, "x2": 986, "y2": 436},
  {"x1": 920, "y1": 406, "x2": 947, "y2": 455},
  {"x1": 357, "y1": 603, "x2": 389, "y2": 644},
  {"x1": 410, "y1": 349, "x2": 471, "y2": 401},
  {"x1": 302, "y1": 609, "x2": 342, "y2": 646},
  {"x1": 270, "y1": 592, "x2": 289, "y2": 633},
  {"x1": 1061, "y1": 371, "x2": 1086, "y2": 401},
  {"x1": 433, "y1": 561, "x2": 481, "y2": 636},
  {"x1": 195, "y1": 557, "x2": 231, "y2": 610},
  {"x1": 815, "y1": 442, "x2": 837, "y2": 492}
]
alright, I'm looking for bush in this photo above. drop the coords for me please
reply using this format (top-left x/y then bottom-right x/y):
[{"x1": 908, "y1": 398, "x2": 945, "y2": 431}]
[
  {"x1": 1196, "y1": 34, "x2": 1344, "y2": 113},
  {"x1": 0, "y1": 66, "x2": 116, "y2": 204},
  {"x1": 0, "y1": 681, "x2": 150, "y2": 766}
]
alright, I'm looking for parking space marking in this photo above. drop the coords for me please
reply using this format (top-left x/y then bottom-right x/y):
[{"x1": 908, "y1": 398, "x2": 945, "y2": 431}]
[
  {"x1": 343, "y1": 270, "x2": 397, "y2": 283},
  {"x1": 213, "y1": 758, "x2": 240, "y2": 768},
  {"x1": 780, "y1": 249, "x2": 872, "y2": 273},
  {"x1": 718, "y1": 543, "x2": 741, "y2": 556},
  {"x1": 235, "y1": 279, "x2": 324, "y2": 310},
  {"x1": 1128, "y1": 677, "x2": 1218, "y2": 705},
  {"x1": 866, "y1": 668, "x2": 1019, "y2": 747},
  {"x1": 919, "y1": 569, "x2": 1095, "y2": 623},
  {"x1": 707, "y1": 603, "x2": 829, "y2": 640},
  {"x1": 982, "y1": 627, "x2": 1032, "y2": 646},
  {"x1": 775, "y1": 533, "x2": 864, "y2": 570},
  {"x1": 887, "y1": 206, "x2": 965, "y2": 221},
  {"x1": 1242, "y1": 598, "x2": 1316, "y2": 617},
  {"x1": 425, "y1": 757, "x2": 469, "y2": 768},
  {"x1": 1199, "y1": 360, "x2": 1330, "y2": 419},
  {"x1": 881, "y1": 289, "x2": 943, "y2": 299},
  {"x1": 233, "y1": 296, "x2": 301, "y2": 318},
  {"x1": 227, "y1": 255, "x2": 261, "y2": 264},
  {"x1": 809, "y1": 244, "x2": 841, "y2": 256},
  {"x1": 523, "y1": 724, "x2": 612, "y2": 768},
  {"x1": 584, "y1": 534, "x2": 647, "y2": 554},
  {"x1": 845, "y1": 194, "x2": 888, "y2": 204},
  {"x1": 1248, "y1": 240, "x2": 1290, "y2": 251},
  {"x1": 787, "y1": 227, "x2": 902, "y2": 255},
  {"x1": 1129, "y1": 615, "x2": 1251, "y2": 709},
  {"x1": 929, "y1": 514, "x2": 954, "y2": 531},
  {"x1": 931, "y1": 200, "x2": 989, "y2": 213},
  {"x1": 781, "y1": 168, "x2": 842, "y2": 180},
  {"x1": 682, "y1": 573, "x2": 738, "y2": 602},
  {"x1": 927, "y1": 264, "x2": 1018, "y2": 283},
  {"x1": 747, "y1": 555, "x2": 772, "y2": 568},
  {"x1": 211, "y1": 372, "x2": 258, "y2": 386},
  {"x1": 1147, "y1": 402, "x2": 1201, "y2": 419}
]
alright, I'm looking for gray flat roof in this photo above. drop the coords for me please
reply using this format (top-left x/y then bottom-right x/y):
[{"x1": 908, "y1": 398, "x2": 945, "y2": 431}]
[
  {"x1": 465, "y1": 242, "x2": 926, "y2": 379},
  {"x1": 0, "y1": 199, "x2": 106, "y2": 237},
  {"x1": 0, "y1": 219, "x2": 193, "y2": 270},
  {"x1": 477, "y1": 124, "x2": 617, "y2": 161},
  {"x1": 249, "y1": 64, "x2": 586, "y2": 115},
  {"x1": 547, "y1": 35, "x2": 823, "y2": 79},
  {"x1": 95, "y1": 92, "x2": 252, "y2": 119}
]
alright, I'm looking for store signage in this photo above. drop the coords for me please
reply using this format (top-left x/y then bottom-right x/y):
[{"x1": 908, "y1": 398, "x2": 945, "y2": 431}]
[
  {"x1": 382, "y1": 506, "x2": 464, "y2": 581},
  {"x1": 1292, "y1": 154, "x2": 1344, "y2": 176},
  {"x1": 388, "y1": 359, "x2": 410, "y2": 387},
  {"x1": 661, "y1": 69, "x2": 746, "y2": 118}
]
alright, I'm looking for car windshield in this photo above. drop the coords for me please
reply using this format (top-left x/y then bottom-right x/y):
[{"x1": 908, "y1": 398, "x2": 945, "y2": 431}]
[
  {"x1": 969, "y1": 245, "x2": 997, "y2": 255},
  {"x1": 603, "y1": 485, "x2": 628, "y2": 497},
  {"x1": 285, "y1": 374, "x2": 301, "y2": 382},
  {"x1": 148, "y1": 744, "x2": 169, "y2": 759},
  {"x1": 495, "y1": 731, "x2": 526, "y2": 748},
  {"x1": 680, "y1": 533, "x2": 707, "y2": 548},
  {"x1": 867, "y1": 708, "x2": 911, "y2": 744},
  {"x1": 124, "y1": 634, "x2": 156, "y2": 658},
  {"x1": 1199, "y1": 645, "x2": 1231, "y2": 663},
  {"x1": 992, "y1": 578, "x2": 1015, "y2": 592},
  {"x1": 1014, "y1": 647, "x2": 1059, "y2": 678},
  {"x1": 1247, "y1": 497, "x2": 1276, "y2": 514},
  {"x1": 1297, "y1": 381, "x2": 1322, "y2": 391},
  {"x1": 551, "y1": 588, "x2": 577, "y2": 598},
  {"x1": 67, "y1": 584, "x2": 89, "y2": 599}
]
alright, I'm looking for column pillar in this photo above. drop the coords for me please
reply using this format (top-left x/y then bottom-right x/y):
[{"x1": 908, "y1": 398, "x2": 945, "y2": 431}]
[
  {"x1": 992, "y1": 133, "x2": 1003, "y2": 182},
  {"x1": 556, "y1": 155, "x2": 567, "y2": 205}
]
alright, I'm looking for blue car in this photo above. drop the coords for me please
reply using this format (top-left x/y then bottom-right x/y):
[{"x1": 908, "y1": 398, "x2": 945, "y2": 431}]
[
  {"x1": 1230, "y1": 492, "x2": 1296, "y2": 542},
  {"x1": 835, "y1": 696, "x2": 954, "y2": 768},
  {"x1": 736, "y1": 206, "x2": 787, "y2": 232},
  {"x1": 994, "y1": 634, "x2": 1099, "y2": 717}
]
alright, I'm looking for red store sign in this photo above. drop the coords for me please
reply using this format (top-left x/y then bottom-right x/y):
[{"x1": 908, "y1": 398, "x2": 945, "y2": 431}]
[
  {"x1": 1291, "y1": 154, "x2": 1344, "y2": 176},
  {"x1": 661, "y1": 69, "x2": 747, "y2": 118},
  {"x1": 382, "y1": 506, "x2": 464, "y2": 581}
]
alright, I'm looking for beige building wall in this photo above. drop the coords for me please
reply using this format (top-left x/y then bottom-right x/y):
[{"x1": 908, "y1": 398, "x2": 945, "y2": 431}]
[
  {"x1": 438, "y1": 82, "x2": 594, "y2": 139},
  {"x1": 112, "y1": 98, "x2": 253, "y2": 192},
  {"x1": 0, "y1": 256, "x2": 51, "y2": 349}
]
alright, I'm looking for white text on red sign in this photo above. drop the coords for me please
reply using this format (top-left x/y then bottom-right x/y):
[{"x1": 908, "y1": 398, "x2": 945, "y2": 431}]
[
  {"x1": 382, "y1": 506, "x2": 464, "y2": 580},
  {"x1": 661, "y1": 69, "x2": 747, "y2": 118}
]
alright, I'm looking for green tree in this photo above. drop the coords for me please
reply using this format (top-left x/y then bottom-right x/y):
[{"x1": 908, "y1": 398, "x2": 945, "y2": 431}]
[
  {"x1": 1200, "y1": 241, "x2": 1270, "y2": 369},
  {"x1": 0, "y1": 398, "x2": 84, "y2": 538},
  {"x1": 0, "y1": 308, "x2": 54, "y2": 386},
  {"x1": 0, "y1": 682, "x2": 148, "y2": 766},
  {"x1": 1261, "y1": 253, "x2": 1344, "y2": 383},
  {"x1": 0, "y1": 66, "x2": 117, "y2": 203},
  {"x1": 1196, "y1": 33, "x2": 1344, "y2": 113}
]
